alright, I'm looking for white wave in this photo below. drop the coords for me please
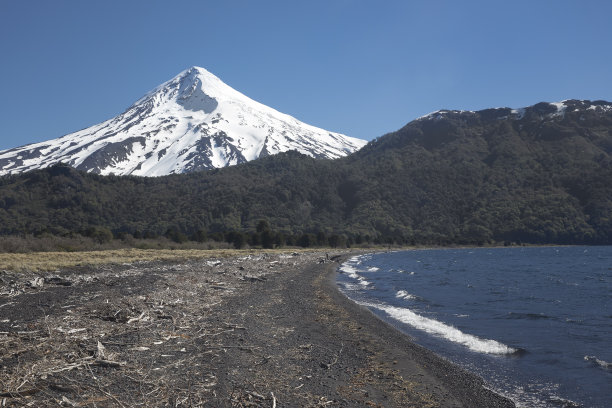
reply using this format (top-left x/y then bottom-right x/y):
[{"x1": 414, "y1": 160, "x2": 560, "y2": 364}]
[
  {"x1": 367, "y1": 266, "x2": 380, "y2": 272},
  {"x1": 546, "y1": 396, "x2": 581, "y2": 408},
  {"x1": 339, "y1": 257, "x2": 373, "y2": 288},
  {"x1": 363, "y1": 302, "x2": 517, "y2": 355},
  {"x1": 339, "y1": 282, "x2": 361, "y2": 291},
  {"x1": 347, "y1": 255, "x2": 362, "y2": 264},
  {"x1": 584, "y1": 355, "x2": 612, "y2": 369},
  {"x1": 396, "y1": 290, "x2": 416, "y2": 300},
  {"x1": 339, "y1": 264, "x2": 361, "y2": 279}
]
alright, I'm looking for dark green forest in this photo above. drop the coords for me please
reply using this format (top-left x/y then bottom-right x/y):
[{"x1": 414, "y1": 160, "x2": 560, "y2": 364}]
[{"x1": 1, "y1": 100, "x2": 611, "y2": 247}]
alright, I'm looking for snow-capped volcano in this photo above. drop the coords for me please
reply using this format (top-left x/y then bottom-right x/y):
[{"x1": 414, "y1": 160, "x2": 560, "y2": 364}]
[{"x1": 0, "y1": 67, "x2": 367, "y2": 176}]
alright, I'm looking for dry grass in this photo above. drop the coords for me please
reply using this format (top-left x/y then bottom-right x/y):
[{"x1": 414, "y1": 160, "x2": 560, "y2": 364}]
[{"x1": 0, "y1": 248, "x2": 315, "y2": 272}]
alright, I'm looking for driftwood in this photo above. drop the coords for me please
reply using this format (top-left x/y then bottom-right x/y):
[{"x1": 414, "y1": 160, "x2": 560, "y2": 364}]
[
  {"x1": 44, "y1": 276, "x2": 73, "y2": 286},
  {"x1": 0, "y1": 251, "x2": 354, "y2": 407},
  {"x1": 93, "y1": 359, "x2": 127, "y2": 368},
  {"x1": 47, "y1": 383, "x2": 77, "y2": 393},
  {"x1": 241, "y1": 275, "x2": 267, "y2": 282},
  {"x1": 0, "y1": 388, "x2": 40, "y2": 398},
  {"x1": 320, "y1": 342, "x2": 344, "y2": 370}
]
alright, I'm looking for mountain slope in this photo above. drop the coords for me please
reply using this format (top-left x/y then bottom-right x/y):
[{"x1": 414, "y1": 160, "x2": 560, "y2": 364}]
[
  {"x1": 0, "y1": 67, "x2": 366, "y2": 176},
  {"x1": 345, "y1": 99, "x2": 612, "y2": 243},
  {"x1": 1, "y1": 99, "x2": 611, "y2": 245}
]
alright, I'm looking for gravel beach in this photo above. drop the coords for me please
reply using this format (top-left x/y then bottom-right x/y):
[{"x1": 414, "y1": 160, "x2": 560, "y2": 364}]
[{"x1": 0, "y1": 250, "x2": 515, "y2": 407}]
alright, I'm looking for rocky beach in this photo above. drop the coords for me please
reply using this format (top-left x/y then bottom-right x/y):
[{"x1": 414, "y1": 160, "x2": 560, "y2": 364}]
[{"x1": 0, "y1": 250, "x2": 514, "y2": 407}]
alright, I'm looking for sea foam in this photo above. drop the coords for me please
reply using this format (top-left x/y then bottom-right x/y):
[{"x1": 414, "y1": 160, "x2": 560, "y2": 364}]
[
  {"x1": 395, "y1": 290, "x2": 417, "y2": 300},
  {"x1": 584, "y1": 355, "x2": 612, "y2": 370},
  {"x1": 339, "y1": 263, "x2": 361, "y2": 279},
  {"x1": 341, "y1": 255, "x2": 515, "y2": 355},
  {"x1": 364, "y1": 302, "x2": 517, "y2": 355},
  {"x1": 339, "y1": 258, "x2": 372, "y2": 287}
]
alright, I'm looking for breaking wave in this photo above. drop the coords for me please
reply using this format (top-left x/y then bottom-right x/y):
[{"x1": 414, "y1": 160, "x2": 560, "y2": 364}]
[
  {"x1": 338, "y1": 263, "x2": 360, "y2": 279},
  {"x1": 337, "y1": 247, "x2": 612, "y2": 408},
  {"x1": 339, "y1": 258, "x2": 372, "y2": 287},
  {"x1": 340, "y1": 255, "x2": 518, "y2": 355},
  {"x1": 363, "y1": 301, "x2": 518, "y2": 355},
  {"x1": 584, "y1": 355, "x2": 612, "y2": 370},
  {"x1": 395, "y1": 290, "x2": 417, "y2": 300}
]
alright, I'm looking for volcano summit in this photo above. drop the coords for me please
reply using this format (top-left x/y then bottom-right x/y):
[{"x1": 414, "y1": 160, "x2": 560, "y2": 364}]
[{"x1": 0, "y1": 67, "x2": 366, "y2": 176}]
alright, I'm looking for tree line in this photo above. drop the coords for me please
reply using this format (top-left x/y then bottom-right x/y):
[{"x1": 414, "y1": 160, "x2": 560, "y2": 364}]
[{"x1": 1, "y1": 103, "x2": 611, "y2": 247}]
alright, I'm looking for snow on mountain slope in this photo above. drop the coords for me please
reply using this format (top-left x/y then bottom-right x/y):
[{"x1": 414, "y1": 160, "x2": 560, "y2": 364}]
[
  {"x1": 0, "y1": 67, "x2": 367, "y2": 176},
  {"x1": 416, "y1": 99, "x2": 612, "y2": 122}
]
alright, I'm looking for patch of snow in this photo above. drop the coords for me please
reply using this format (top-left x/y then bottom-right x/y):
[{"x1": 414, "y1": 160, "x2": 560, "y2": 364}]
[
  {"x1": 510, "y1": 108, "x2": 526, "y2": 120},
  {"x1": 588, "y1": 104, "x2": 612, "y2": 113},
  {"x1": 548, "y1": 102, "x2": 567, "y2": 118},
  {"x1": 416, "y1": 109, "x2": 472, "y2": 121}
]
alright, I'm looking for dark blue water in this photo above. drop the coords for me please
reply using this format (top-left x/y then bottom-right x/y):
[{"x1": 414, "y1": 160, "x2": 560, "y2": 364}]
[{"x1": 337, "y1": 247, "x2": 612, "y2": 408}]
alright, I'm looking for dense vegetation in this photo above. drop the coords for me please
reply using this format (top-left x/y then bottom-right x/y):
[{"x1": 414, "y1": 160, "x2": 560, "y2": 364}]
[{"x1": 1, "y1": 100, "x2": 611, "y2": 247}]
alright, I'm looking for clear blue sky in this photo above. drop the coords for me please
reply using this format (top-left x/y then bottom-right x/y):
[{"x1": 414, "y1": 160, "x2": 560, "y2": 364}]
[{"x1": 1, "y1": 0, "x2": 611, "y2": 150}]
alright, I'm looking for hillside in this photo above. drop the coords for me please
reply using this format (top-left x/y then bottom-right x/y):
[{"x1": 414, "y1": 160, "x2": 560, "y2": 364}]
[{"x1": 1, "y1": 99, "x2": 611, "y2": 246}]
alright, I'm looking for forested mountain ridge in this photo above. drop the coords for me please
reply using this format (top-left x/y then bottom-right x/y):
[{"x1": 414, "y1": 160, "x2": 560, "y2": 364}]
[
  {"x1": 1, "y1": 99, "x2": 611, "y2": 245},
  {"x1": 346, "y1": 99, "x2": 612, "y2": 243}
]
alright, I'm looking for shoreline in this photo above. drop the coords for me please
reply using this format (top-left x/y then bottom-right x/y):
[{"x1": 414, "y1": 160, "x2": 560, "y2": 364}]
[
  {"x1": 321, "y1": 253, "x2": 516, "y2": 407},
  {"x1": 0, "y1": 250, "x2": 515, "y2": 406}
]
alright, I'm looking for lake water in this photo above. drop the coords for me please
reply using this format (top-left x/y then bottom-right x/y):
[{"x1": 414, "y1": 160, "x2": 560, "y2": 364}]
[{"x1": 337, "y1": 247, "x2": 612, "y2": 408}]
